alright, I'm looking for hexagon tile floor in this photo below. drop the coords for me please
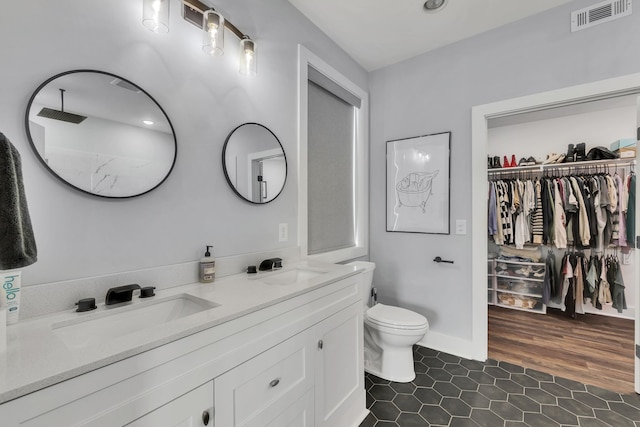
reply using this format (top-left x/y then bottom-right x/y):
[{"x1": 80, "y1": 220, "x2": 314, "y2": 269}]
[{"x1": 359, "y1": 346, "x2": 640, "y2": 427}]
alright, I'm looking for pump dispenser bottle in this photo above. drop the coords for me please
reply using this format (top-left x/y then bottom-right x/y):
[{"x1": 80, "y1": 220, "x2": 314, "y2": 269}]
[{"x1": 199, "y1": 246, "x2": 215, "y2": 283}]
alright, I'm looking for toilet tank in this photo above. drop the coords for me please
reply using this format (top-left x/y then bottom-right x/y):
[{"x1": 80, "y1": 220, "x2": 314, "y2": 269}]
[{"x1": 345, "y1": 261, "x2": 376, "y2": 305}]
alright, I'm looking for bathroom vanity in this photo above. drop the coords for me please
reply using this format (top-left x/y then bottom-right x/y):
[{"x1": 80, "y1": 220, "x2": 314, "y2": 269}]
[{"x1": 0, "y1": 262, "x2": 366, "y2": 426}]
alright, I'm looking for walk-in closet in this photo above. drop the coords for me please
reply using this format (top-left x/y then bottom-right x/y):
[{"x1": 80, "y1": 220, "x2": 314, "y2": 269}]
[{"x1": 486, "y1": 94, "x2": 638, "y2": 394}]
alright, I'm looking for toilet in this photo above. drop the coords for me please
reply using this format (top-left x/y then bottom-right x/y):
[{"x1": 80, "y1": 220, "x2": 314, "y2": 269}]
[{"x1": 347, "y1": 261, "x2": 429, "y2": 383}]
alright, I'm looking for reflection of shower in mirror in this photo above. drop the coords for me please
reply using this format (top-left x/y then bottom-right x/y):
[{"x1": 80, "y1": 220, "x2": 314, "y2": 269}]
[{"x1": 25, "y1": 70, "x2": 177, "y2": 198}]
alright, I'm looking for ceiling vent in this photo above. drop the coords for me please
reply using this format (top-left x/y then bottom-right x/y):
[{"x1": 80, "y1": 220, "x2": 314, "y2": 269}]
[{"x1": 571, "y1": 0, "x2": 632, "y2": 32}]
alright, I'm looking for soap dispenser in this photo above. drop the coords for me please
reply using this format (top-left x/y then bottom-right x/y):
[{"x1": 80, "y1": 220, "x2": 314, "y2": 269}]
[{"x1": 199, "y1": 246, "x2": 215, "y2": 283}]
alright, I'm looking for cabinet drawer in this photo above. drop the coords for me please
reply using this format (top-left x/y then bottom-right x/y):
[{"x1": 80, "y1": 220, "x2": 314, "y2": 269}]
[
  {"x1": 496, "y1": 277, "x2": 543, "y2": 296},
  {"x1": 495, "y1": 260, "x2": 545, "y2": 280},
  {"x1": 497, "y1": 291, "x2": 544, "y2": 313},
  {"x1": 215, "y1": 328, "x2": 314, "y2": 427}
]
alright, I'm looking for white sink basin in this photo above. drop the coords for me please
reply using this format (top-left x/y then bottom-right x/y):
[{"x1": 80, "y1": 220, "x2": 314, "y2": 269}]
[
  {"x1": 260, "y1": 267, "x2": 328, "y2": 286},
  {"x1": 52, "y1": 294, "x2": 219, "y2": 349}
]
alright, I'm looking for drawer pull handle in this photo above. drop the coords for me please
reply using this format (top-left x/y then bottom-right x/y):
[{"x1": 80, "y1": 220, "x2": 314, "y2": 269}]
[
  {"x1": 318, "y1": 339, "x2": 323, "y2": 349},
  {"x1": 202, "y1": 410, "x2": 210, "y2": 425},
  {"x1": 269, "y1": 378, "x2": 280, "y2": 387}
]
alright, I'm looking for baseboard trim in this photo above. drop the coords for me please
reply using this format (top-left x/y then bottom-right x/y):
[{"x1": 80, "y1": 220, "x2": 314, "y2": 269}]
[
  {"x1": 417, "y1": 331, "x2": 482, "y2": 361},
  {"x1": 351, "y1": 409, "x2": 370, "y2": 427}
]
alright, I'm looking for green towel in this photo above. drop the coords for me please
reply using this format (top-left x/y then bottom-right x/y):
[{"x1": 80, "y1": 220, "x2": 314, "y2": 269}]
[{"x1": 0, "y1": 132, "x2": 37, "y2": 270}]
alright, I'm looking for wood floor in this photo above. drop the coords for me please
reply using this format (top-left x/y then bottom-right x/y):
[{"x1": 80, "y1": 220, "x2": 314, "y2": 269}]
[{"x1": 488, "y1": 305, "x2": 636, "y2": 394}]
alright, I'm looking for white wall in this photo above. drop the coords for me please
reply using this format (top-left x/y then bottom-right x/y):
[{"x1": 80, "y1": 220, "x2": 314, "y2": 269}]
[
  {"x1": 369, "y1": 0, "x2": 640, "y2": 348},
  {"x1": 489, "y1": 105, "x2": 637, "y2": 163},
  {"x1": 0, "y1": 0, "x2": 367, "y2": 286}
]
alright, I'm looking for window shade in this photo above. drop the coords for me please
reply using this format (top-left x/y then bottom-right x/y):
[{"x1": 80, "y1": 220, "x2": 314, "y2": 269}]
[
  {"x1": 308, "y1": 66, "x2": 361, "y2": 109},
  {"x1": 307, "y1": 81, "x2": 355, "y2": 255}
]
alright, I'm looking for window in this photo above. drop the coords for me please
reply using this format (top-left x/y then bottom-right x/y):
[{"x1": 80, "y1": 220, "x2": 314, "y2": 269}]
[{"x1": 298, "y1": 46, "x2": 368, "y2": 262}]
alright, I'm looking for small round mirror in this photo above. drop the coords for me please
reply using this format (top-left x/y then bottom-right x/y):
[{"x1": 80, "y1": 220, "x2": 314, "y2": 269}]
[
  {"x1": 222, "y1": 123, "x2": 287, "y2": 204},
  {"x1": 25, "y1": 70, "x2": 177, "y2": 198}
]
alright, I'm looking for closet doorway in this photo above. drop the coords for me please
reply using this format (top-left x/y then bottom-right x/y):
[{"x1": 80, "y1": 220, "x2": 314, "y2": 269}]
[{"x1": 471, "y1": 73, "x2": 640, "y2": 394}]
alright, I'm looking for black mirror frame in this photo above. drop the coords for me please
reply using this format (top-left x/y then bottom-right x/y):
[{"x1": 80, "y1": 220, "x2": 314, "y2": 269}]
[
  {"x1": 222, "y1": 122, "x2": 287, "y2": 204},
  {"x1": 24, "y1": 69, "x2": 178, "y2": 199}
]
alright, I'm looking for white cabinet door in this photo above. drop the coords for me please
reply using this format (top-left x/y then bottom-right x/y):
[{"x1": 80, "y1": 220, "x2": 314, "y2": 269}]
[
  {"x1": 264, "y1": 389, "x2": 314, "y2": 427},
  {"x1": 215, "y1": 328, "x2": 315, "y2": 427},
  {"x1": 314, "y1": 302, "x2": 365, "y2": 427},
  {"x1": 126, "y1": 381, "x2": 213, "y2": 427}
]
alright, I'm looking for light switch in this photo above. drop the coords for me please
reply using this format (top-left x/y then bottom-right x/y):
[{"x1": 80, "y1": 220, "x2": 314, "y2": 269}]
[{"x1": 455, "y1": 220, "x2": 467, "y2": 235}]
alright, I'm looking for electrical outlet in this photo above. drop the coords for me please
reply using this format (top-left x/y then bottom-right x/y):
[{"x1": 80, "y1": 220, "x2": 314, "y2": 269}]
[
  {"x1": 455, "y1": 220, "x2": 467, "y2": 235},
  {"x1": 623, "y1": 252, "x2": 631, "y2": 265},
  {"x1": 278, "y1": 223, "x2": 288, "y2": 242}
]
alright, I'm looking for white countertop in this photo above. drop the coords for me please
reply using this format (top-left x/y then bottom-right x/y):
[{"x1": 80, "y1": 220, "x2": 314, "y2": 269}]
[{"x1": 0, "y1": 261, "x2": 358, "y2": 404}]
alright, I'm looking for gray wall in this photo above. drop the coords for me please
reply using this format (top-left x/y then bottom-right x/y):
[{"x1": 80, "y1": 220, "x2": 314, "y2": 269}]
[
  {"x1": 0, "y1": 0, "x2": 367, "y2": 286},
  {"x1": 369, "y1": 0, "x2": 640, "y2": 341}
]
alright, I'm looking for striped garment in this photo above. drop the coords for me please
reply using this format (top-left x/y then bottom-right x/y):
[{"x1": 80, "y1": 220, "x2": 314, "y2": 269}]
[{"x1": 531, "y1": 180, "x2": 544, "y2": 244}]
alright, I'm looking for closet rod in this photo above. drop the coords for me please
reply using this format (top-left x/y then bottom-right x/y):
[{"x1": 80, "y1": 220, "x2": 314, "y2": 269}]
[{"x1": 487, "y1": 158, "x2": 635, "y2": 175}]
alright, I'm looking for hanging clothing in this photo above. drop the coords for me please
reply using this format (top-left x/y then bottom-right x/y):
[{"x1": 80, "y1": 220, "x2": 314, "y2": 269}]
[
  {"x1": 488, "y1": 182, "x2": 498, "y2": 236},
  {"x1": 553, "y1": 179, "x2": 567, "y2": 249},
  {"x1": 615, "y1": 174, "x2": 627, "y2": 247},
  {"x1": 626, "y1": 174, "x2": 636, "y2": 247},
  {"x1": 532, "y1": 180, "x2": 544, "y2": 244},
  {"x1": 598, "y1": 256, "x2": 612, "y2": 306},
  {"x1": 569, "y1": 177, "x2": 590, "y2": 247},
  {"x1": 542, "y1": 251, "x2": 556, "y2": 305}
]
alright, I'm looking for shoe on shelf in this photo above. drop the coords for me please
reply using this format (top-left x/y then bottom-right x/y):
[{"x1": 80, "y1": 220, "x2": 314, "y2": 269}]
[
  {"x1": 531, "y1": 269, "x2": 545, "y2": 278},
  {"x1": 515, "y1": 266, "x2": 533, "y2": 276},
  {"x1": 510, "y1": 154, "x2": 517, "y2": 167},
  {"x1": 503, "y1": 155, "x2": 510, "y2": 168},
  {"x1": 564, "y1": 144, "x2": 575, "y2": 162},
  {"x1": 575, "y1": 142, "x2": 586, "y2": 161},
  {"x1": 555, "y1": 153, "x2": 566, "y2": 163},
  {"x1": 493, "y1": 156, "x2": 501, "y2": 168},
  {"x1": 518, "y1": 157, "x2": 537, "y2": 166},
  {"x1": 543, "y1": 153, "x2": 560, "y2": 164}
]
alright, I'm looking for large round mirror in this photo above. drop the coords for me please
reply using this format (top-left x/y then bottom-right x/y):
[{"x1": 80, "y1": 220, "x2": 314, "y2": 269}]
[
  {"x1": 223, "y1": 123, "x2": 287, "y2": 204},
  {"x1": 25, "y1": 70, "x2": 177, "y2": 198}
]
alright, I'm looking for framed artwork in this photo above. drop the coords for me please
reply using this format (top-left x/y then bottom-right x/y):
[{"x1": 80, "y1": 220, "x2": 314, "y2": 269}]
[{"x1": 386, "y1": 132, "x2": 451, "y2": 234}]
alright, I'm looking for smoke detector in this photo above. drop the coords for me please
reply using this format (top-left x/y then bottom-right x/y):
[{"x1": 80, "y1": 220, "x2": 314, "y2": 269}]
[{"x1": 424, "y1": 0, "x2": 447, "y2": 13}]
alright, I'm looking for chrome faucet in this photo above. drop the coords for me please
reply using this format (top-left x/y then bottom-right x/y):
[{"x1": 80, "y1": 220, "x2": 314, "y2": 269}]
[
  {"x1": 105, "y1": 284, "x2": 141, "y2": 305},
  {"x1": 258, "y1": 257, "x2": 283, "y2": 271}
]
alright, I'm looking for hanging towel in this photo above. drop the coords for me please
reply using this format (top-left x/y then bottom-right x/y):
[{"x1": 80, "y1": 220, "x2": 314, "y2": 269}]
[{"x1": 0, "y1": 132, "x2": 37, "y2": 269}]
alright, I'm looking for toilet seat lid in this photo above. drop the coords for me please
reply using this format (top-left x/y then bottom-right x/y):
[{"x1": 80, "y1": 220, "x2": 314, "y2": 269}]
[{"x1": 366, "y1": 304, "x2": 428, "y2": 329}]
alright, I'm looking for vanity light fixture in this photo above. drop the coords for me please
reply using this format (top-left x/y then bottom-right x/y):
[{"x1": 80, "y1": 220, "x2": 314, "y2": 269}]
[
  {"x1": 142, "y1": 0, "x2": 170, "y2": 33},
  {"x1": 180, "y1": 0, "x2": 258, "y2": 76}
]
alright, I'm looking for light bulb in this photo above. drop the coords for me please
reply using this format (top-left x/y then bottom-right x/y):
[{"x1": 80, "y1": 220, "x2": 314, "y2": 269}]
[
  {"x1": 142, "y1": 0, "x2": 169, "y2": 33},
  {"x1": 202, "y1": 10, "x2": 224, "y2": 56},
  {"x1": 239, "y1": 38, "x2": 257, "y2": 77}
]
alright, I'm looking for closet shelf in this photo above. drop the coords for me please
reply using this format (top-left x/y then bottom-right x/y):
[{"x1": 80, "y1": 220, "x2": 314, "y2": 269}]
[
  {"x1": 497, "y1": 289, "x2": 543, "y2": 299},
  {"x1": 495, "y1": 274, "x2": 544, "y2": 283},
  {"x1": 487, "y1": 158, "x2": 635, "y2": 175}
]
